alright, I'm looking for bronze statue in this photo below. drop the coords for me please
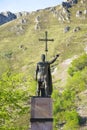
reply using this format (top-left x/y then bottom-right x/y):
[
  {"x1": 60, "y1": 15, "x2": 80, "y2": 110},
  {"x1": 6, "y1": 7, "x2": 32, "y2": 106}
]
[{"x1": 35, "y1": 54, "x2": 59, "y2": 97}]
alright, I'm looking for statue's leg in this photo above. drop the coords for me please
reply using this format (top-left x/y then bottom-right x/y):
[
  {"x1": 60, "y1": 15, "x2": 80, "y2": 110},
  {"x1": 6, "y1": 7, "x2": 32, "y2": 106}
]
[
  {"x1": 41, "y1": 81, "x2": 45, "y2": 97},
  {"x1": 37, "y1": 81, "x2": 40, "y2": 96},
  {"x1": 44, "y1": 80, "x2": 48, "y2": 96},
  {"x1": 41, "y1": 88, "x2": 45, "y2": 97}
]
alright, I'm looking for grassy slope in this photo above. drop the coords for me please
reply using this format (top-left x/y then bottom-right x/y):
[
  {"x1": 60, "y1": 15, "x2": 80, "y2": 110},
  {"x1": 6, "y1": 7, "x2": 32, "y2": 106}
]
[
  {"x1": 0, "y1": 1, "x2": 87, "y2": 129},
  {"x1": 0, "y1": 7, "x2": 87, "y2": 85}
]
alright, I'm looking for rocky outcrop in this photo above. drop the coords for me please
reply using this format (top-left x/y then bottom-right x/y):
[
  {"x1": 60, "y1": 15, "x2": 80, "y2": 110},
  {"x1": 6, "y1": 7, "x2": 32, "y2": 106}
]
[
  {"x1": 0, "y1": 11, "x2": 30, "y2": 25},
  {"x1": 0, "y1": 11, "x2": 16, "y2": 25},
  {"x1": 19, "y1": 18, "x2": 27, "y2": 24},
  {"x1": 58, "y1": 7, "x2": 71, "y2": 23},
  {"x1": 62, "y1": 0, "x2": 78, "y2": 9},
  {"x1": 0, "y1": 14, "x2": 7, "y2": 25},
  {"x1": 15, "y1": 11, "x2": 29, "y2": 18},
  {"x1": 84, "y1": 10, "x2": 87, "y2": 15},
  {"x1": 35, "y1": 23, "x2": 41, "y2": 30},
  {"x1": 35, "y1": 15, "x2": 41, "y2": 30},
  {"x1": 16, "y1": 12, "x2": 22, "y2": 18},
  {"x1": 64, "y1": 26, "x2": 70, "y2": 33},
  {"x1": 76, "y1": 10, "x2": 82, "y2": 17},
  {"x1": 75, "y1": 9, "x2": 87, "y2": 19},
  {"x1": 73, "y1": 26, "x2": 81, "y2": 32}
]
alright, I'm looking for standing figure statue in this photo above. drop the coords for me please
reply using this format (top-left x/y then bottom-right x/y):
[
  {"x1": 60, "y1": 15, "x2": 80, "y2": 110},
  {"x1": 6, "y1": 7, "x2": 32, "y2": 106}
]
[{"x1": 35, "y1": 54, "x2": 59, "y2": 97}]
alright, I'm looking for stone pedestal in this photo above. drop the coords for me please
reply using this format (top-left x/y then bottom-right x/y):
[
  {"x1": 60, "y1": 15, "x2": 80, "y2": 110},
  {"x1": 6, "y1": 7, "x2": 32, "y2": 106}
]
[{"x1": 30, "y1": 97, "x2": 53, "y2": 130}]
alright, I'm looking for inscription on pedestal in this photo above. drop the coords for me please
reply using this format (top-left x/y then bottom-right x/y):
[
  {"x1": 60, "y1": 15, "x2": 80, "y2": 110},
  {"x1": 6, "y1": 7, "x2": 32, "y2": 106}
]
[{"x1": 31, "y1": 97, "x2": 52, "y2": 119}]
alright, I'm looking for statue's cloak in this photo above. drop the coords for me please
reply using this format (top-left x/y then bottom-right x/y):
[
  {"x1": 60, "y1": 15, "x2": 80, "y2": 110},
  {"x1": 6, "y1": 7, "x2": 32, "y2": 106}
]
[{"x1": 47, "y1": 64, "x2": 53, "y2": 96}]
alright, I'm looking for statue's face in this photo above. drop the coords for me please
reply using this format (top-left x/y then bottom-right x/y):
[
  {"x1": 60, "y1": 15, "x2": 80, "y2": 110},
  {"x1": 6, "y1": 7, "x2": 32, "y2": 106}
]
[{"x1": 41, "y1": 54, "x2": 45, "y2": 62}]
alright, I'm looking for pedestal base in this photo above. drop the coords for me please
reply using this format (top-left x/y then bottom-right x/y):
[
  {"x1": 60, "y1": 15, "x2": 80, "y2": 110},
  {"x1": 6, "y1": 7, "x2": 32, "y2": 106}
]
[
  {"x1": 31, "y1": 122, "x2": 53, "y2": 130},
  {"x1": 30, "y1": 97, "x2": 53, "y2": 130}
]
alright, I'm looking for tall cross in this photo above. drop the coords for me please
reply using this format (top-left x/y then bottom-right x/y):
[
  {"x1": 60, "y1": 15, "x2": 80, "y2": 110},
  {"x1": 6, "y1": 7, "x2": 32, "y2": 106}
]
[{"x1": 39, "y1": 31, "x2": 54, "y2": 57}]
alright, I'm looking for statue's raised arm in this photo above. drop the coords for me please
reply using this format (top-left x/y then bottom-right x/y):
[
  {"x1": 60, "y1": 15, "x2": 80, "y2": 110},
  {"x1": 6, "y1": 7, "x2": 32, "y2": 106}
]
[{"x1": 48, "y1": 54, "x2": 60, "y2": 64}]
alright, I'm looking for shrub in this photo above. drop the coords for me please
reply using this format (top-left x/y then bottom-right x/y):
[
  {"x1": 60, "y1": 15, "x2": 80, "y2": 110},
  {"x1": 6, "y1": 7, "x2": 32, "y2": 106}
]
[{"x1": 68, "y1": 53, "x2": 87, "y2": 76}]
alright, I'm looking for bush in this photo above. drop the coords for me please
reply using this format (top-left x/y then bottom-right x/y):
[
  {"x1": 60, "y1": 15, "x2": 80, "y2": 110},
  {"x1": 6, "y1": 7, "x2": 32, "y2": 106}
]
[
  {"x1": 68, "y1": 53, "x2": 87, "y2": 76},
  {"x1": 67, "y1": 66, "x2": 87, "y2": 94},
  {"x1": 0, "y1": 71, "x2": 34, "y2": 129},
  {"x1": 64, "y1": 110, "x2": 79, "y2": 130}
]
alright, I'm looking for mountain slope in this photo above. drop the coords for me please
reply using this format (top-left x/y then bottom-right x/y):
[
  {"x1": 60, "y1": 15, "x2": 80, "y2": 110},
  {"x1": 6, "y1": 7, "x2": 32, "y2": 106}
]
[
  {"x1": 0, "y1": 0, "x2": 87, "y2": 129},
  {"x1": 0, "y1": 1, "x2": 87, "y2": 75}
]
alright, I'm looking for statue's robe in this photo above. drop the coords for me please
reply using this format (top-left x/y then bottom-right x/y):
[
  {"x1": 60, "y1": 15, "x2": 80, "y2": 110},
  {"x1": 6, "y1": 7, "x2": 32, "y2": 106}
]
[{"x1": 47, "y1": 64, "x2": 53, "y2": 96}]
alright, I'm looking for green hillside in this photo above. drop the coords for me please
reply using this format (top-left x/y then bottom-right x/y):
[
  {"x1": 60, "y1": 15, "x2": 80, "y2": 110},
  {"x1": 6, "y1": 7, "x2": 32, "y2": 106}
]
[{"x1": 0, "y1": 0, "x2": 87, "y2": 129}]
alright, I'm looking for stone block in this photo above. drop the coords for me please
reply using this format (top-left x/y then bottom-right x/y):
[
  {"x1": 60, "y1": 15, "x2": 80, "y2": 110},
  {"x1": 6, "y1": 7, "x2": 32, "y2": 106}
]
[
  {"x1": 31, "y1": 122, "x2": 53, "y2": 130},
  {"x1": 31, "y1": 97, "x2": 52, "y2": 119}
]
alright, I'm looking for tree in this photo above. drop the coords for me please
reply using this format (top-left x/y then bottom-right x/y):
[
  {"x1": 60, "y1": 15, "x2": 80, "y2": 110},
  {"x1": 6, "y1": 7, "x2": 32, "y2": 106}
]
[{"x1": 0, "y1": 71, "x2": 35, "y2": 129}]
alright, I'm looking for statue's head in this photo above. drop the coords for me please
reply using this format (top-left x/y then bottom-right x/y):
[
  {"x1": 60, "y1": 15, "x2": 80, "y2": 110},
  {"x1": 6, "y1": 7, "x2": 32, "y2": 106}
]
[{"x1": 41, "y1": 54, "x2": 45, "y2": 62}]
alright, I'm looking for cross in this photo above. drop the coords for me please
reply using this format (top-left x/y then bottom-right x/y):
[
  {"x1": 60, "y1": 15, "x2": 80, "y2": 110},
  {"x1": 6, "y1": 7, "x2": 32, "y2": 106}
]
[{"x1": 39, "y1": 31, "x2": 54, "y2": 57}]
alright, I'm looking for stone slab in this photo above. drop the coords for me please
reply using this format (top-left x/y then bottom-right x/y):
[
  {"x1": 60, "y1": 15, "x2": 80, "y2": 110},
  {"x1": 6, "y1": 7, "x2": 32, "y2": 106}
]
[
  {"x1": 31, "y1": 97, "x2": 52, "y2": 119},
  {"x1": 31, "y1": 122, "x2": 53, "y2": 130}
]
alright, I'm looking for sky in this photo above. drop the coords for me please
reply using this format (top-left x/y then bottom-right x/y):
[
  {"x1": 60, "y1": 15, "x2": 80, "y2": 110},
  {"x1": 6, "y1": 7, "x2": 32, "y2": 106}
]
[{"x1": 0, "y1": 0, "x2": 63, "y2": 13}]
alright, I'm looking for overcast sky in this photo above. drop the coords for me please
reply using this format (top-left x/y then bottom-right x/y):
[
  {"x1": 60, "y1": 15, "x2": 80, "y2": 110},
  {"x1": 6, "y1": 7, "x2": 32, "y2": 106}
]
[{"x1": 0, "y1": 0, "x2": 63, "y2": 13}]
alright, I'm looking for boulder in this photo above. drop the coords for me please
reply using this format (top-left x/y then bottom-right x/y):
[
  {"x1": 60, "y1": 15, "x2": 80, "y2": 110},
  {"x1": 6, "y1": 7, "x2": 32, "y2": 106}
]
[
  {"x1": 73, "y1": 26, "x2": 81, "y2": 32},
  {"x1": 11, "y1": 25, "x2": 24, "y2": 35},
  {"x1": 22, "y1": 11, "x2": 29, "y2": 16},
  {"x1": 16, "y1": 12, "x2": 22, "y2": 18},
  {"x1": 35, "y1": 16, "x2": 40, "y2": 23},
  {"x1": 50, "y1": 7, "x2": 56, "y2": 13},
  {"x1": 84, "y1": 10, "x2": 87, "y2": 15},
  {"x1": 63, "y1": 8, "x2": 69, "y2": 14},
  {"x1": 72, "y1": 0, "x2": 78, "y2": 4},
  {"x1": 35, "y1": 23, "x2": 41, "y2": 30},
  {"x1": 76, "y1": 10, "x2": 82, "y2": 17},
  {"x1": 16, "y1": 11, "x2": 29, "y2": 18},
  {"x1": 62, "y1": 0, "x2": 78, "y2": 9},
  {"x1": 64, "y1": 26, "x2": 70, "y2": 33},
  {"x1": 66, "y1": 0, "x2": 78, "y2": 4},
  {"x1": 19, "y1": 45, "x2": 24, "y2": 49},
  {"x1": 19, "y1": 18, "x2": 27, "y2": 24},
  {"x1": 62, "y1": 2, "x2": 72, "y2": 8},
  {"x1": 19, "y1": 26, "x2": 23, "y2": 31},
  {"x1": 19, "y1": 45, "x2": 27, "y2": 50}
]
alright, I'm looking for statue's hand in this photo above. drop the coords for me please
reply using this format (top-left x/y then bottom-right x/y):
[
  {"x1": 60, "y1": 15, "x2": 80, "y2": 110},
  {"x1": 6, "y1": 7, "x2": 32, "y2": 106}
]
[{"x1": 56, "y1": 54, "x2": 60, "y2": 57}]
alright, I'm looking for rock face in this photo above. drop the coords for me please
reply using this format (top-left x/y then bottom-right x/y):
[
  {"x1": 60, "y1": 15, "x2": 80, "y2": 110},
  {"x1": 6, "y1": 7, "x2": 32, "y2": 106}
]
[
  {"x1": 84, "y1": 10, "x2": 87, "y2": 15},
  {"x1": 0, "y1": 11, "x2": 17, "y2": 25},
  {"x1": 76, "y1": 10, "x2": 82, "y2": 17},
  {"x1": 0, "y1": 14, "x2": 7, "y2": 25},
  {"x1": 64, "y1": 26, "x2": 70, "y2": 33},
  {"x1": 73, "y1": 26, "x2": 81, "y2": 32},
  {"x1": 35, "y1": 15, "x2": 41, "y2": 30},
  {"x1": 16, "y1": 11, "x2": 29, "y2": 18},
  {"x1": 62, "y1": 0, "x2": 78, "y2": 8}
]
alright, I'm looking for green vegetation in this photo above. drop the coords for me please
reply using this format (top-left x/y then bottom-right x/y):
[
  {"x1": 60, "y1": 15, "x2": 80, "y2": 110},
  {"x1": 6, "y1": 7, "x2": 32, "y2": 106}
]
[
  {"x1": 0, "y1": 71, "x2": 36, "y2": 130},
  {"x1": 68, "y1": 53, "x2": 87, "y2": 76},
  {"x1": 53, "y1": 53, "x2": 87, "y2": 130}
]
